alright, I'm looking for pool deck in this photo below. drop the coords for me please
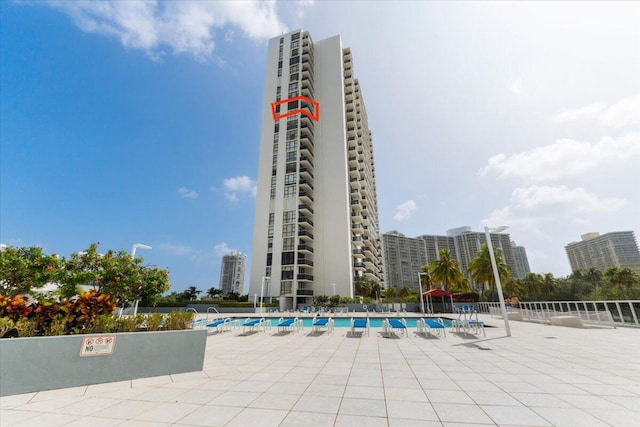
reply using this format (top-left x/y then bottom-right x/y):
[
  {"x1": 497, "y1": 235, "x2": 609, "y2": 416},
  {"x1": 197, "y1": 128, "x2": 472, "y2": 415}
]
[{"x1": 1, "y1": 314, "x2": 639, "y2": 426}]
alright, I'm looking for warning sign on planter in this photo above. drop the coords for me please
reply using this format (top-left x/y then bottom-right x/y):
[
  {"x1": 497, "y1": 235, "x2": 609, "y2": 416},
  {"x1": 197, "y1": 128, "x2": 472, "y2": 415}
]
[{"x1": 80, "y1": 336, "x2": 116, "y2": 357}]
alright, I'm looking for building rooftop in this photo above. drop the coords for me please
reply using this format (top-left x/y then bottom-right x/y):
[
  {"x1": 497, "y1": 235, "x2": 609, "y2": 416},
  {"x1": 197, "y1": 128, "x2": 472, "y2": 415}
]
[{"x1": 2, "y1": 316, "x2": 638, "y2": 426}]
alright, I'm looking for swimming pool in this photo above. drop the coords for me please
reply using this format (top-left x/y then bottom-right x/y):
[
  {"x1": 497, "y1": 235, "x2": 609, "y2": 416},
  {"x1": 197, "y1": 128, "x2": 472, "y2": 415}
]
[{"x1": 262, "y1": 317, "x2": 454, "y2": 328}]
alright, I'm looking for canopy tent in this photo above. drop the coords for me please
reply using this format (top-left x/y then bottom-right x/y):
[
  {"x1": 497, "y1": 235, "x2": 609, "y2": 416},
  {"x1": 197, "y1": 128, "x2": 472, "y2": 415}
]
[
  {"x1": 421, "y1": 288, "x2": 453, "y2": 314},
  {"x1": 422, "y1": 289, "x2": 452, "y2": 297}
]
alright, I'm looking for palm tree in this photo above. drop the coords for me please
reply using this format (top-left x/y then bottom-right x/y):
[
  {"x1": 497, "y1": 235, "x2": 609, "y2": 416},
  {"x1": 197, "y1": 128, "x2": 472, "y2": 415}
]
[
  {"x1": 207, "y1": 287, "x2": 222, "y2": 299},
  {"x1": 468, "y1": 244, "x2": 510, "y2": 300},
  {"x1": 182, "y1": 286, "x2": 202, "y2": 301},
  {"x1": 429, "y1": 249, "x2": 465, "y2": 291}
]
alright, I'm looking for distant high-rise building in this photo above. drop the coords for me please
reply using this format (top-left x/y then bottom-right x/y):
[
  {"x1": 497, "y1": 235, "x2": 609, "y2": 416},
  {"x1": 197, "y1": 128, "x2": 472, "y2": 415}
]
[
  {"x1": 382, "y1": 226, "x2": 523, "y2": 289},
  {"x1": 565, "y1": 231, "x2": 640, "y2": 273},
  {"x1": 249, "y1": 30, "x2": 383, "y2": 310},
  {"x1": 511, "y1": 241, "x2": 531, "y2": 279},
  {"x1": 382, "y1": 231, "x2": 426, "y2": 291},
  {"x1": 219, "y1": 251, "x2": 247, "y2": 295}
]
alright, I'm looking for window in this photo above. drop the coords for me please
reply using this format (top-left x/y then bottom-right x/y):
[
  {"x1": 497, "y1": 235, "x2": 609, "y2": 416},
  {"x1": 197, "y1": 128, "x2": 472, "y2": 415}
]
[
  {"x1": 281, "y1": 266, "x2": 294, "y2": 280},
  {"x1": 281, "y1": 252, "x2": 295, "y2": 265},
  {"x1": 272, "y1": 154, "x2": 277, "y2": 165},
  {"x1": 291, "y1": 40, "x2": 299, "y2": 49},
  {"x1": 289, "y1": 63, "x2": 299, "y2": 74},
  {"x1": 277, "y1": 67, "x2": 282, "y2": 77},
  {"x1": 275, "y1": 104, "x2": 280, "y2": 114},
  {"x1": 284, "y1": 173, "x2": 297, "y2": 185},
  {"x1": 282, "y1": 238, "x2": 295, "y2": 251},
  {"x1": 274, "y1": 133, "x2": 279, "y2": 143},
  {"x1": 283, "y1": 210, "x2": 296, "y2": 223},
  {"x1": 283, "y1": 223, "x2": 296, "y2": 237},
  {"x1": 291, "y1": 48, "x2": 299, "y2": 57},
  {"x1": 289, "y1": 73, "x2": 299, "y2": 82},
  {"x1": 265, "y1": 267, "x2": 271, "y2": 278},
  {"x1": 287, "y1": 130, "x2": 297, "y2": 141},
  {"x1": 267, "y1": 238, "x2": 273, "y2": 251},
  {"x1": 280, "y1": 37, "x2": 284, "y2": 44},
  {"x1": 288, "y1": 100, "x2": 299, "y2": 110},
  {"x1": 274, "y1": 123, "x2": 279, "y2": 133},
  {"x1": 286, "y1": 162, "x2": 297, "y2": 173},
  {"x1": 278, "y1": 60, "x2": 282, "y2": 69},
  {"x1": 286, "y1": 151, "x2": 296, "y2": 163},
  {"x1": 287, "y1": 119, "x2": 298, "y2": 130},
  {"x1": 286, "y1": 140, "x2": 297, "y2": 151},
  {"x1": 266, "y1": 253, "x2": 272, "y2": 266},
  {"x1": 288, "y1": 82, "x2": 298, "y2": 92},
  {"x1": 284, "y1": 185, "x2": 296, "y2": 198},
  {"x1": 289, "y1": 56, "x2": 299, "y2": 65},
  {"x1": 272, "y1": 167, "x2": 277, "y2": 176},
  {"x1": 291, "y1": 33, "x2": 299, "y2": 41}
]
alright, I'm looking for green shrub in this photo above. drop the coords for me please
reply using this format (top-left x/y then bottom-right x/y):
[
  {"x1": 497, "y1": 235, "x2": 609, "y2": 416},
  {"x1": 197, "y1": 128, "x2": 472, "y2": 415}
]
[
  {"x1": 15, "y1": 317, "x2": 37, "y2": 337},
  {"x1": 117, "y1": 315, "x2": 140, "y2": 332},
  {"x1": 164, "y1": 311, "x2": 193, "y2": 330},
  {"x1": 145, "y1": 313, "x2": 164, "y2": 331},
  {"x1": 92, "y1": 314, "x2": 117, "y2": 333},
  {"x1": 0, "y1": 317, "x2": 15, "y2": 337},
  {"x1": 44, "y1": 316, "x2": 67, "y2": 336}
]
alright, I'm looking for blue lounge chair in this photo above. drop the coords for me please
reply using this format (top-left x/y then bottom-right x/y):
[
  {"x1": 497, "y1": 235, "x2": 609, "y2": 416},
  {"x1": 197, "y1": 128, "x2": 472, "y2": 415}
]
[
  {"x1": 242, "y1": 317, "x2": 269, "y2": 333},
  {"x1": 206, "y1": 318, "x2": 237, "y2": 334},
  {"x1": 311, "y1": 317, "x2": 334, "y2": 334},
  {"x1": 383, "y1": 318, "x2": 408, "y2": 337},
  {"x1": 418, "y1": 317, "x2": 447, "y2": 337},
  {"x1": 350, "y1": 318, "x2": 369, "y2": 336},
  {"x1": 277, "y1": 317, "x2": 302, "y2": 333}
]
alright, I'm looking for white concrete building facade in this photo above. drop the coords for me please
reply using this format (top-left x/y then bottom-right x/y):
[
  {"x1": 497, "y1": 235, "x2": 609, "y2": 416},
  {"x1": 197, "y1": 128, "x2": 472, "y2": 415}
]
[
  {"x1": 250, "y1": 31, "x2": 383, "y2": 310},
  {"x1": 566, "y1": 231, "x2": 640, "y2": 273}
]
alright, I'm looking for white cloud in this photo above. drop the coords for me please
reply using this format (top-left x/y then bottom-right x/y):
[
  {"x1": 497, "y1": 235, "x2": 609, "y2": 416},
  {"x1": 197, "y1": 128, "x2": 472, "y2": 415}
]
[
  {"x1": 178, "y1": 187, "x2": 198, "y2": 199},
  {"x1": 482, "y1": 185, "x2": 628, "y2": 234},
  {"x1": 223, "y1": 176, "x2": 256, "y2": 202},
  {"x1": 45, "y1": 0, "x2": 287, "y2": 60},
  {"x1": 158, "y1": 242, "x2": 195, "y2": 256},
  {"x1": 394, "y1": 200, "x2": 417, "y2": 221},
  {"x1": 481, "y1": 132, "x2": 640, "y2": 182},
  {"x1": 551, "y1": 95, "x2": 640, "y2": 128},
  {"x1": 214, "y1": 242, "x2": 234, "y2": 257},
  {"x1": 510, "y1": 185, "x2": 627, "y2": 213}
]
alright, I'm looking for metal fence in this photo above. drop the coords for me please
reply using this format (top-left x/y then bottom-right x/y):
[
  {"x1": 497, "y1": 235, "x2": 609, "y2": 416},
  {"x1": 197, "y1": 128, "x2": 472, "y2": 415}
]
[{"x1": 475, "y1": 300, "x2": 640, "y2": 328}]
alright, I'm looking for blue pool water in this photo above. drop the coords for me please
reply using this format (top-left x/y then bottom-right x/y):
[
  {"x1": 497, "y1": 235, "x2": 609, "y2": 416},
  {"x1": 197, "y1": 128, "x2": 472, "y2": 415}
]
[{"x1": 261, "y1": 317, "x2": 454, "y2": 328}]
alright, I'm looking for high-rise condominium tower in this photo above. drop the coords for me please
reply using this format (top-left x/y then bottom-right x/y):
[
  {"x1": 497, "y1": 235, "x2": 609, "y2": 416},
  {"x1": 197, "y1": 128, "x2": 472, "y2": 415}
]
[
  {"x1": 565, "y1": 231, "x2": 640, "y2": 273},
  {"x1": 219, "y1": 251, "x2": 247, "y2": 296},
  {"x1": 249, "y1": 30, "x2": 383, "y2": 310}
]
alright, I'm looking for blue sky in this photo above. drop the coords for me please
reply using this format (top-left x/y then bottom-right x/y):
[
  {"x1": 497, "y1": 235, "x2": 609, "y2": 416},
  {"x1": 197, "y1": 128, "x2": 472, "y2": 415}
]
[{"x1": 2, "y1": 1, "x2": 639, "y2": 293}]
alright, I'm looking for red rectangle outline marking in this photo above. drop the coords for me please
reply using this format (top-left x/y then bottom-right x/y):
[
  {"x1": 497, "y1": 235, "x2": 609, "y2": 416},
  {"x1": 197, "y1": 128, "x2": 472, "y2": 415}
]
[{"x1": 271, "y1": 95, "x2": 319, "y2": 122}]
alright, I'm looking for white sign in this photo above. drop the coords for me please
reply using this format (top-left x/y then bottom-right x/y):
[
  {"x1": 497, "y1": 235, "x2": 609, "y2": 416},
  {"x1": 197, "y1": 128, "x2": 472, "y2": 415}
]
[{"x1": 79, "y1": 335, "x2": 116, "y2": 357}]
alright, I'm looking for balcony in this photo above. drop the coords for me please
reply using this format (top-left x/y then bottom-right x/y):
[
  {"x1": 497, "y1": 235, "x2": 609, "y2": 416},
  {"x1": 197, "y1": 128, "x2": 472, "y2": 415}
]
[
  {"x1": 297, "y1": 274, "x2": 314, "y2": 282},
  {"x1": 298, "y1": 257, "x2": 314, "y2": 267},
  {"x1": 298, "y1": 244, "x2": 314, "y2": 254},
  {"x1": 297, "y1": 288, "x2": 314, "y2": 295},
  {"x1": 299, "y1": 154, "x2": 314, "y2": 169},
  {"x1": 298, "y1": 215, "x2": 314, "y2": 227},
  {"x1": 299, "y1": 178, "x2": 313, "y2": 192},
  {"x1": 299, "y1": 190, "x2": 314, "y2": 204},
  {"x1": 298, "y1": 203, "x2": 314, "y2": 216},
  {"x1": 298, "y1": 229, "x2": 314, "y2": 240}
]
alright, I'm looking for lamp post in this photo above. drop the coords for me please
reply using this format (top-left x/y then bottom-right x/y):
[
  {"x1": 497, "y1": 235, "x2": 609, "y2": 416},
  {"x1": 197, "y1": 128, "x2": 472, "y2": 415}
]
[
  {"x1": 484, "y1": 226, "x2": 512, "y2": 337},
  {"x1": 253, "y1": 294, "x2": 257, "y2": 311},
  {"x1": 417, "y1": 272, "x2": 427, "y2": 314},
  {"x1": 332, "y1": 283, "x2": 336, "y2": 296},
  {"x1": 130, "y1": 243, "x2": 152, "y2": 316},
  {"x1": 260, "y1": 276, "x2": 270, "y2": 314}
]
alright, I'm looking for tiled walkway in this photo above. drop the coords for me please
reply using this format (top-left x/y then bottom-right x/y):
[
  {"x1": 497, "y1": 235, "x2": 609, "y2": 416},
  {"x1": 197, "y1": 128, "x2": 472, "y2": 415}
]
[{"x1": 1, "y1": 315, "x2": 639, "y2": 426}]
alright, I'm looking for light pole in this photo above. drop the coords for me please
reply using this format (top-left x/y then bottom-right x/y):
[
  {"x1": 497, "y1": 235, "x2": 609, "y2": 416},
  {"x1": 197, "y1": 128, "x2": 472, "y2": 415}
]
[
  {"x1": 260, "y1": 276, "x2": 270, "y2": 314},
  {"x1": 417, "y1": 272, "x2": 427, "y2": 314},
  {"x1": 130, "y1": 243, "x2": 152, "y2": 316},
  {"x1": 253, "y1": 294, "x2": 257, "y2": 310},
  {"x1": 484, "y1": 226, "x2": 512, "y2": 337},
  {"x1": 332, "y1": 283, "x2": 336, "y2": 296}
]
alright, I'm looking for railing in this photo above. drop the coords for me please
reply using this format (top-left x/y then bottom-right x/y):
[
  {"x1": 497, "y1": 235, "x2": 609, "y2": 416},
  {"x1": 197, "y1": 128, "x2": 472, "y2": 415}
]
[{"x1": 476, "y1": 300, "x2": 640, "y2": 328}]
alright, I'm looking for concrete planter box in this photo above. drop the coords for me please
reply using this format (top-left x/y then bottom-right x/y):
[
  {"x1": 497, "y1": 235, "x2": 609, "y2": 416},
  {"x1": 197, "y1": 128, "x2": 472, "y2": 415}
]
[{"x1": 0, "y1": 329, "x2": 207, "y2": 396}]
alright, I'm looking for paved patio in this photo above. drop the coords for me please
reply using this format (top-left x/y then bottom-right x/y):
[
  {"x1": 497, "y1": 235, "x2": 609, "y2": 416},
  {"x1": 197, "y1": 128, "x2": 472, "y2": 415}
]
[{"x1": 1, "y1": 315, "x2": 639, "y2": 426}]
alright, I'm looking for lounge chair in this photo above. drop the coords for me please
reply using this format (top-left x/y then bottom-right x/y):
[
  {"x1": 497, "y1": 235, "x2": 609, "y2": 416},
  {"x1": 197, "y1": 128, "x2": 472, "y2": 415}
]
[
  {"x1": 242, "y1": 317, "x2": 269, "y2": 333},
  {"x1": 206, "y1": 318, "x2": 238, "y2": 334},
  {"x1": 417, "y1": 317, "x2": 447, "y2": 337},
  {"x1": 276, "y1": 317, "x2": 302, "y2": 333},
  {"x1": 350, "y1": 318, "x2": 369, "y2": 336},
  {"x1": 311, "y1": 317, "x2": 334, "y2": 334},
  {"x1": 453, "y1": 308, "x2": 485, "y2": 336},
  {"x1": 383, "y1": 318, "x2": 408, "y2": 337}
]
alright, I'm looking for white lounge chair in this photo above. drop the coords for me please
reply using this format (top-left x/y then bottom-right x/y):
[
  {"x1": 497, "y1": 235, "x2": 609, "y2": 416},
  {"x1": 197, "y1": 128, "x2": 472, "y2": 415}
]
[
  {"x1": 350, "y1": 318, "x2": 369, "y2": 336},
  {"x1": 382, "y1": 318, "x2": 408, "y2": 337}
]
